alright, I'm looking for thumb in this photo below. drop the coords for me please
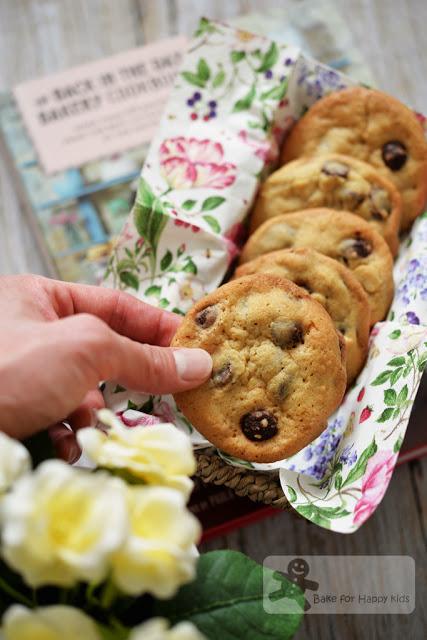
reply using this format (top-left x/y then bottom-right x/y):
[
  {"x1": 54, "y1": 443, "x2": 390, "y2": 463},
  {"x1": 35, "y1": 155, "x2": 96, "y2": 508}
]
[{"x1": 113, "y1": 341, "x2": 213, "y2": 394}]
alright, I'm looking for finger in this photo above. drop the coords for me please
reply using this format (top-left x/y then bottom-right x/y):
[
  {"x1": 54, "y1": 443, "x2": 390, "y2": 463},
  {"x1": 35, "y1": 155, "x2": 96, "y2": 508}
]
[
  {"x1": 47, "y1": 279, "x2": 181, "y2": 346},
  {"x1": 54, "y1": 314, "x2": 212, "y2": 395},
  {"x1": 48, "y1": 423, "x2": 81, "y2": 463},
  {"x1": 67, "y1": 389, "x2": 105, "y2": 431}
]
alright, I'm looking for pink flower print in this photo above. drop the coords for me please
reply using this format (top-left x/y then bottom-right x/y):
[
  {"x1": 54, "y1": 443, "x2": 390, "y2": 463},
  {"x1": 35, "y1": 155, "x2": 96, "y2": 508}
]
[
  {"x1": 159, "y1": 137, "x2": 236, "y2": 190},
  {"x1": 238, "y1": 130, "x2": 278, "y2": 165},
  {"x1": 353, "y1": 451, "x2": 398, "y2": 526},
  {"x1": 174, "y1": 219, "x2": 200, "y2": 233},
  {"x1": 49, "y1": 211, "x2": 79, "y2": 225},
  {"x1": 117, "y1": 409, "x2": 162, "y2": 428}
]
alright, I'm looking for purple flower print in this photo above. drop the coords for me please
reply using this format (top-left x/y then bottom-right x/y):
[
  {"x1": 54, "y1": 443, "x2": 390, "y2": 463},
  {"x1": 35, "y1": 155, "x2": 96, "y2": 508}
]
[
  {"x1": 406, "y1": 311, "x2": 420, "y2": 325},
  {"x1": 339, "y1": 444, "x2": 357, "y2": 466}
]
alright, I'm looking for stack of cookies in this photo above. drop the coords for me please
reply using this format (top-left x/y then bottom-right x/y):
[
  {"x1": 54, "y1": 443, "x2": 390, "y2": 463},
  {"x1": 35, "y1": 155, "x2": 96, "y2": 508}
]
[{"x1": 172, "y1": 87, "x2": 427, "y2": 463}]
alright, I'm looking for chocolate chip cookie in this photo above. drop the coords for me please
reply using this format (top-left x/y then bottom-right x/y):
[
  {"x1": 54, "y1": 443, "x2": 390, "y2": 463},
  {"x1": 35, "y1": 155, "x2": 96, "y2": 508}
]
[
  {"x1": 240, "y1": 208, "x2": 394, "y2": 324},
  {"x1": 281, "y1": 87, "x2": 427, "y2": 230},
  {"x1": 172, "y1": 274, "x2": 346, "y2": 463},
  {"x1": 251, "y1": 154, "x2": 401, "y2": 254},
  {"x1": 235, "y1": 248, "x2": 370, "y2": 384}
]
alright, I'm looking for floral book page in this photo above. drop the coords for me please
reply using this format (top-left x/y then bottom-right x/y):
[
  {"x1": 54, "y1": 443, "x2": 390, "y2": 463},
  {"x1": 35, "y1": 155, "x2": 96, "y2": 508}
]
[{"x1": 102, "y1": 18, "x2": 427, "y2": 533}]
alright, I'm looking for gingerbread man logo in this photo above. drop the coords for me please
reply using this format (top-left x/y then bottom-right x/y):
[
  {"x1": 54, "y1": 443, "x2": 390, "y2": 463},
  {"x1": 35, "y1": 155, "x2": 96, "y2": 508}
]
[{"x1": 269, "y1": 557, "x2": 319, "y2": 611}]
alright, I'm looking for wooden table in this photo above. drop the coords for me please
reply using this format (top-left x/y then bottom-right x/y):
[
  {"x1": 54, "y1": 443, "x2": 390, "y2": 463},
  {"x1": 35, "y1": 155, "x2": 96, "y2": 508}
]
[{"x1": 0, "y1": 1, "x2": 425, "y2": 638}]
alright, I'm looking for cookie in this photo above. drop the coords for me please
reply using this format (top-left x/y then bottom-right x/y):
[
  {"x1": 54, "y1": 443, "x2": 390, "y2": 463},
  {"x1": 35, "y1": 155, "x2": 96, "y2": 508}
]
[
  {"x1": 251, "y1": 153, "x2": 401, "y2": 254},
  {"x1": 235, "y1": 248, "x2": 369, "y2": 384},
  {"x1": 172, "y1": 274, "x2": 346, "y2": 463},
  {"x1": 240, "y1": 208, "x2": 394, "y2": 324},
  {"x1": 281, "y1": 87, "x2": 427, "y2": 230}
]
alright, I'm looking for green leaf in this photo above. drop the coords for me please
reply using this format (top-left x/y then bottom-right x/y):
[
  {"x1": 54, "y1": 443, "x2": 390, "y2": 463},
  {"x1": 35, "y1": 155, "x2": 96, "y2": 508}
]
[
  {"x1": 233, "y1": 85, "x2": 256, "y2": 112},
  {"x1": 334, "y1": 473, "x2": 343, "y2": 490},
  {"x1": 371, "y1": 370, "x2": 392, "y2": 386},
  {"x1": 154, "y1": 550, "x2": 304, "y2": 639},
  {"x1": 197, "y1": 58, "x2": 210, "y2": 82},
  {"x1": 194, "y1": 17, "x2": 217, "y2": 37},
  {"x1": 394, "y1": 435, "x2": 403, "y2": 453},
  {"x1": 183, "y1": 257, "x2": 197, "y2": 274},
  {"x1": 397, "y1": 384, "x2": 408, "y2": 405},
  {"x1": 182, "y1": 199, "x2": 197, "y2": 211},
  {"x1": 389, "y1": 329, "x2": 401, "y2": 340},
  {"x1": 127, "y1": 400, "x2": 137, "y2": 410},
  {"x1": 212, "y1": 68, "x2": 226, "y2": 87},
  {"x1": 201, "y1": 196, "x2": 225, "y2": 211},
  {"x1": 119, "y1": 271, "x2": 139, "y2": 290},
  {"x1": 144, "y1": 285, "x2": 162, "y2": 297},
  {"x1": 295, "y1": 504, "x2": 314, "y2": 518},
  {"x1": 314, "y1": 505, "x2": 350, "y2": 518},
  {"x1": 181, "y1": 71, "x2": 206, "y2": 88},
  {"x1": 139, "y1": 396, "x2": 154, "y2": 413},
  {"x1": 387, "y1": 356, "x2": 406, "y2": 367},
  {"x1": 285, "y1": 485, "x2": 297, "y2": 502},
  {"x1": 160, "y1": 249, "x2": 173, "y2": 271},
  {"x1": 417, "y1": 351, "x2": 427, "y2": 371},
  {"x1": 113, "y1": 384, "x2": 126, "y2": 394},
  {"x1": 342, "y1": 438, "x2": 377, "y2": 487},
  {"x1": 116, "y1": 258, "x2": 135, "y2": 272},
  {"x1": 256, "y1": 42, "x2": 279, "y2": 72},
  {"x1": 172, "y1": 307, "x2": 186, "y2": 316},
  {"x1": 203, "y1": 215, "x2": 221, "y2": 233},
  {"x1": 231, "y1": 50, "x2": 246, "y2": 63},
  {"x1": 260, "y1": 79, "x2": 288, "y2": 101},
  {"x1": 310, "y1": 513, "x2": 332, "y2": 528},
  {"x1": 159, "y1": 298, "x2": 170, "y2": 308},
  {"x1": 136, "y1": 176, "x2": 155, "y2": 209},
  {"x1": 377, "y1": 407, "x2": 394, "y2": 423},
  {"x1": 384, "y1": 388, "x2": 397, "y2": 406},
  {"x1": 393, "y1": 407, "x2": 401, "y2": 418},
  {"x1": 390, "y1": 368, "x2": 403, "y2": 385}
]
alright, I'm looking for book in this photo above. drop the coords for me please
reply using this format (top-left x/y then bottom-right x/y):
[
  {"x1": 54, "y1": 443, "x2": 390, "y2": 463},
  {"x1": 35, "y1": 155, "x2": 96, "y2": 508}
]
[{"x1": 0, "y1": 36, "x2": 186, "y2": 284}]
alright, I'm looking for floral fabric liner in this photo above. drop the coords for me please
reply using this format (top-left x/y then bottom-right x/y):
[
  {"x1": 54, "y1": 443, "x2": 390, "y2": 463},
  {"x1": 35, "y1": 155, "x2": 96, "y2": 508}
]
[{"x1": 103, "y1": 18, "x2": 427, "y2": 533}]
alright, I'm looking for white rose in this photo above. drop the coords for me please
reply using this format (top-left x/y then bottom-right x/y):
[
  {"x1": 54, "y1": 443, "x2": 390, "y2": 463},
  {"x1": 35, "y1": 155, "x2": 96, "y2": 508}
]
[
  {"x1": 78, "y1": 409, "x2": 195, "y2": 497},
  {"x1": 129, "y1": 617, "x2": 206, "y2": 640},
  {"x1": 0, "y1": 432, "x2": 30, "y2": 493},
  {"x1": 1, "y1": 605, "x2": 101, "y2": 640},
  {"x1": 111, "y1": 486, "x2": 201, "y2": 598},
  {"x1": 1, "y1": 460, "x2": 128, "y2": 587}
]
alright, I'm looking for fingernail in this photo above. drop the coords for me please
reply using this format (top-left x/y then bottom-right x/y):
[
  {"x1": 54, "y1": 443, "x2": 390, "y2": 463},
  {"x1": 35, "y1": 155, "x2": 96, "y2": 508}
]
[{"x1": 173, "y1": 348, "x2": 212, "y2": 382}]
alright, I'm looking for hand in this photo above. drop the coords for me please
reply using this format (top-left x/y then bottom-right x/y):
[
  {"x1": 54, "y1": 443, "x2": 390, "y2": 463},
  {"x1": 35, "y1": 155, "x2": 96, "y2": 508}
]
[{"x1": 0, "y1": 275, "x2": 212, "y2": 458}]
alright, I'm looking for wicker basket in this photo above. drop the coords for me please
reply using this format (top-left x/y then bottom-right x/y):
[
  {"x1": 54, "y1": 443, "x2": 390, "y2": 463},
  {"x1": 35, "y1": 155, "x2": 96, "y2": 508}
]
[{"x1": 195, "y1": 448, "x2": 290, "y2": 510}]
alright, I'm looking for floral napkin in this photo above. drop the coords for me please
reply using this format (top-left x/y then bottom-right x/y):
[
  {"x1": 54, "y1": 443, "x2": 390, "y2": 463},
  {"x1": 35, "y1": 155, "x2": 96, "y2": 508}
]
[{"x1": 103, "y1": 18, "x2": 427, "y2": 533}]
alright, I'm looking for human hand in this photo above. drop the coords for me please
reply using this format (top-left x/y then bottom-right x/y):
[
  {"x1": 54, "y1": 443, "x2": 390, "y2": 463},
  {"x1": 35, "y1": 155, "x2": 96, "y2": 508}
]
[{"x1": 0, "y1": 275, "x2": 212, "y2": 458}]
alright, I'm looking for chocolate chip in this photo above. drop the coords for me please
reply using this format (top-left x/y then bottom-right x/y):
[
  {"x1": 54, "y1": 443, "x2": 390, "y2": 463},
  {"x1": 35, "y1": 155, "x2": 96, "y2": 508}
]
[
  {"x1": 338, "y1": 324, "x2": 347, "y2": 335},
  {"x1": 321, "y1": 160, "x2": 349, "y2": 178},
  {"x1": 211, "y1": 363, "x2": 232, "y2": 387},
  {"x1": 270, "y1": 320, "x2": 304, "y2": 348},
  {"x1": 195, "y1": 305, "x2": 217, "y2": 328},
  {"x1": 340, "y1": 234, "x2": 372, "y2": 261},
  {"x1": 369, "y1": 186, "x2": 391, "y2": 220},
  {"x1": 240, "y1": 410, "x2": 278, "y2": 441},
  {"x1": 381, "y1": 141, "x2": 407, "y2": 171}
]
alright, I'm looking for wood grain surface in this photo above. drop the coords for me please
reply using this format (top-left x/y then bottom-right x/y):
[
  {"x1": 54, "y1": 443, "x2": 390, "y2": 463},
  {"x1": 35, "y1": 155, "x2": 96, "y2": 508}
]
[{"x1": 0, "y1": 1, "x2": 426, "y2": 638}]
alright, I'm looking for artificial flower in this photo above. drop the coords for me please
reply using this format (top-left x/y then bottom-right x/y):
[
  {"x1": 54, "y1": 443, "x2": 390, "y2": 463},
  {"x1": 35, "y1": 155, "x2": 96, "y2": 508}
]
[
  {"x1": 1, "y1": 460, "x2": 127, "y2": 587},
  {"x1": 129, "y1": 618, "x2": 206, "y2": 640},
  {"x1": 78, "y1": 409, "x2": 195, "y2": 497},
  {"x1": 111, "y1": 486, "x2": 201, "y2": 598},
  {"x1": 1, "y1": 605, "x2": 101, "y2": 640},
  {"x1": 0, "y1": 432, "x2": 30, "y2": 494}
]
